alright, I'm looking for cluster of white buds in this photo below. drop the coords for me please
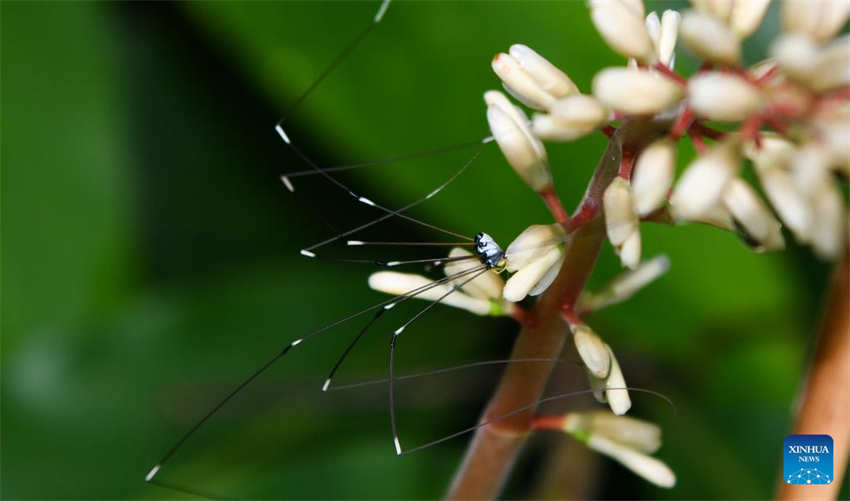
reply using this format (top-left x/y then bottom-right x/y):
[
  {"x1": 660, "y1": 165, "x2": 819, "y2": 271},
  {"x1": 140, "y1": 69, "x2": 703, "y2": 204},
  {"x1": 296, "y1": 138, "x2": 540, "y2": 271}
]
[
  {"x1": 569, "y1": 321, "x2": 631, "y2": 415},
  {"x1": 585, "y1": 0, "x2": 849, "y2": 259},
  {"x1": 561, "y1": 410, "x2": 676, "y2": 488},
  {"x1": 502, "y1": 223, "x2": 567, "y2": 302},
  {"x1": 368, "y1": 268, "x2": 510, "y2": 317},
  {"x1": 368, "y1": 224, "x2": 568, "y2": 317}
]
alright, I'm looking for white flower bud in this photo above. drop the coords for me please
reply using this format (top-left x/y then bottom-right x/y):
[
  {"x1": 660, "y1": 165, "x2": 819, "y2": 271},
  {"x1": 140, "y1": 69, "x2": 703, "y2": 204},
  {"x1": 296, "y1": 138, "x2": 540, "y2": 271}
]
[
  {"x1": 605, "y1": 177, "x2": 642, "y2": 269},
  {"x1": 730, "y1": 0, "x2": 771, "y2": 37},
  {"x1": 492, "y1": 48, "x2": 574, "y2": 111},
  {"x1": 508, "y1": 44, "x2": 579, "y2": 100},
  {"x1": 504, "y1": 223, "x2": 566, "y2": 272},
  {"x1": 604, "y1": 177, "x2": 639, "y2": 246},
  {"x1": 551, "y1": 95, "x2": 610, "y2": 131},
  {"x1": 679, "y1": 10, "x2": 741, "y2": 65},
  {"x1": 813, "y1": 35, "x2": 850, "y2": 91},
  {"x1": 503, "y1": 246, "x2": 563, "y2": 302},
  {"x1": 619, "y1": 230, "x2": 642, "y2": 270},
  {"x1": 564, "y1": 411, "x2": 662, "y2": 454},
  {"x1": 532, "y1": 94, "x2": 609, "y2": 141},
  {"x1": 528, "y1": 252, "x2": 565, "y2": 296},
  {"x1": 592, "y1": 68, "x2": 685, "y2": 115},
  {"x1": 645, "y1": 11, "x2": 662, "y2": 50},
  {"x1": 590, "y1": 0, "x2": 657, "y2": 61},
  {"x1": 671, "y1": 141, "x2": 740, "y2": 220},
  {"x1": 722, "y1": 178, "x2": 785, "y2": 252},
  {"x1": 604, "y1": 344, "x2": 631, "y2": 415},
  {"x1": 587, "y1": 368, "x2": 608, "y2": 403},
  {"x1": 743, "y1": 133, "x2": 796, "y2": 170},
  {"x1": 791, "y1": 144, "x2": 831, "y2": 196},
  {"x1": 689, "y1": 0, "x2": 734, "y2": 19},
  {"x1": 632, "y1": 138, "x2": 676, "y2": 216},
  {"x1": 782, "y1": 0, "x2": 850, "y2": 43},
  {"x1": 658, "y1": 10, "x2": 682, "y2": 66},
  {"x1": 771, "y1": 35, "x2": 821, "y2": 86},
  {"x1": 532, "y1": 114, "x2": 595, "y2": 141},
  {"x1": 485, "y1": 91, "x2": 552, "y2": 191},
  {"x1": 586, "y1": 435, "x2": 676, "y2": 488},
  {"x1": 754, "y1": 165, "x2": 813, "y2": 242},
  {"x1": 688, "y1": 72, "x2": 764, "y2": 122},
  {"x1": 821, "y1": 106, "x2": 850, "y2": 166},
  {"x1": 694, "y1": 203, "x2": 736, "y2": 231},
  {"x1": 444, "y1": 248, "x2": 504, "y2": 300},
  {"x1": 811, "y1": 181, "x2": 846, "y2": 260},
  {"x1": 368, "y1": 271, "x2": 492, "y2": 315},
  {"x1": 571, "y1": 324, "x2": 612, "y2": 379},
  {"x1": 581, "y1": 255, "x2": 671, "y2": 311}
]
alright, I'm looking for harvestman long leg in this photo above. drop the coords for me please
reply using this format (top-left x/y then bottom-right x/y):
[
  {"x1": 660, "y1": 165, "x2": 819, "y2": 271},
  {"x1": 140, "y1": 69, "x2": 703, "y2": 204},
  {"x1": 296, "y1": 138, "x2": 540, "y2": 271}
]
[
  {"x1": 388, "y1": 266, "x2": 493, "y2": 454},
  {"x1": 145, "y1": 262, "x2": 489, "y2": 485}
]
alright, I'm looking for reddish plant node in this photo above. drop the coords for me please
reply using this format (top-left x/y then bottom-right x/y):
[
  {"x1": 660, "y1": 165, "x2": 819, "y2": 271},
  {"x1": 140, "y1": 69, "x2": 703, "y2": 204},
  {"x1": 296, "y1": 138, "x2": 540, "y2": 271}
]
[
  {"x1": 530, "y1": 415, "x2": 567, "y2": 431},
  {"x1": 540, "y1": 186, "x2": 569, "y2": 225},
  {"x1": 670, "y1": 106, "x2": 694, "y2": 140},
  {"x1": 653, "y1": 62, "x2": 687, "y2": 87}
]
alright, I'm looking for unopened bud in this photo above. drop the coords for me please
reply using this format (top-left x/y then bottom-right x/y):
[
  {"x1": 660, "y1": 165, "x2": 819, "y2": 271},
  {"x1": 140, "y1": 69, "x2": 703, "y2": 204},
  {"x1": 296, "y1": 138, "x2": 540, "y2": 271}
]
[
  {"x1": 504, "y1": 223, "x2": 566, "y2": 272},
  {"x1": 485, "y1": 91, "x2": 552, "y2": 191},
  {"x1": 590, "y1": 0, "x2": 657, "y2": 62},
  {"x1": 688, "y1": 72, "x2": 764, "y2": 121},
  {"x1": 632, "y1": 138, "x2": 676, "y2": 216},
  {"x1": 368, "y1": 272, "x2": 492, "y2": 316},
  {"x1": 782, "y1": 0, "x2": 850, "y2": 43},
  {"x1": 603, "y1": 344, "x2": 631, "y2": 415},
  {"x1": 754, "y1": 165, "x2": 812, "y2": 242},
  {"x1": 743, "y1": 133, "x2": 796, "y2": 170},
  {"x1": 592, "y1": 68, "x2": 685, "y2": 115},
  {"x1": 811, "y1": 181, "x2": 846, "y2": 260},
  {"x1": 604, "y1": 177, "x2": 639, "y2": 245},
  {"x1": 771, "y1": 35, "x2": 821, "y2": 86},
  {"x1": 618, "y1": 231, "x2": 642, "y2": 270},
  {"x1": 813, "y1": 35, "x2": 850, "y2": 91},
  {"x1": 509, "y1": 44, "x2": 579, "y2": 100},
  {"x1": 551, "y1": 95, "x2": 610, "y2": 130},
  {"x1": 679, "y1": 10, "x2": 741, "y2": 65},
  {"x1": 492, "y1": 46, "x2": 576, "y2": 111},
  {"x1": 580, "y1": 255, "x2": 671, "y2": 311},
  {"x1": 586, "y1": 435, "x2": 676, "y2": 487},
  {"x1": 533, "y1": 95, "x2": 609, "y2": 141},
  {"x1": 791, "y1": 144, "x2": 831, "y2": 196},
  {"x1": 503, "y1": 246, "x2": 563, "y2": 302},
  {"x1": 722, "y1": 178, "x2": 785, "y2": 252},
  {"x1": 670, "y1": 141, "x2": 740, "y2": 220},
  {"x1": 731, "y1": 0, "x2": 771, "y2": 37},
  {"x1": 444, "y1": 248, "x2": 505, "y2": 300},
  {"x1": 605, "y1": 177, "x2": 642, "y2": 269},
  {"x1": 689, "y1": 0, "x2": 734, "y2": 19},
  {"x1": 564, "y1": 410, "x2": 662, "y2": 453},
  {"x1": 658, "y1": 10, "x2": 682, "y2": 66},
  {"x1": 571, "y1": 323, "x2": 612, "y2": 379}
]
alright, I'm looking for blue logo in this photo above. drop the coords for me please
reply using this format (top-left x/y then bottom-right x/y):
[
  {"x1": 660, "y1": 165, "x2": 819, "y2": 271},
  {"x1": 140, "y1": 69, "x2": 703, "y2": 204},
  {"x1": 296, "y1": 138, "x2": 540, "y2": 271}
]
[{"x1": 784, "y1": 434, "x2": 833, "y2": 485}]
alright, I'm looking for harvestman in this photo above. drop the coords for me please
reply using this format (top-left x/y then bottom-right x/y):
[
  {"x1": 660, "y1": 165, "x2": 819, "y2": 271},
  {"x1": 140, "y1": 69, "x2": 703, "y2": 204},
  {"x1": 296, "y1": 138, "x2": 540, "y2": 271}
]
[{"x1": 145, "y1": 2, "x2": 671, "y2": 496}]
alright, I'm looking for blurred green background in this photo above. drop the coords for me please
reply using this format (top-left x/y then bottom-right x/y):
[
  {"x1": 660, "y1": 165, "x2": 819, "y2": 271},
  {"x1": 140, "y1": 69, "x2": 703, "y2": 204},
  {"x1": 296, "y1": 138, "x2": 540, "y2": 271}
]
[{"x1": 2, "y1": 1, "x2": 847, "y2": 499}]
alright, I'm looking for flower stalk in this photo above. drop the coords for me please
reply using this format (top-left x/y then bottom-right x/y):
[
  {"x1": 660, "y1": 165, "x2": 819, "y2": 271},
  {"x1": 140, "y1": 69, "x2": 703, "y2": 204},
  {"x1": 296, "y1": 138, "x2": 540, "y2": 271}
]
[{"x1": 447, "y1": 120, "x2": 666, "y2": 499}]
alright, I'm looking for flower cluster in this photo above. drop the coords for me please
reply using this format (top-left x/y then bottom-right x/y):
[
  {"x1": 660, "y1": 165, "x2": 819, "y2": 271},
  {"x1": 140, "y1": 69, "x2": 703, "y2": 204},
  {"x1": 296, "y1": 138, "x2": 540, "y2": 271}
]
[{"x1": 371, "y1": 0, "x2": 848, "y2": 489}]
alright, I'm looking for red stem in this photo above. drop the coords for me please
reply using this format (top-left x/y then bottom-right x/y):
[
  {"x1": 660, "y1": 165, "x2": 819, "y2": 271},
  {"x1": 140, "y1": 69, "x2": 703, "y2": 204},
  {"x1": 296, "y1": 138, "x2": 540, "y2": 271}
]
[
  {"x1": 652, "y1": 62, "x2": 687, "y2": 87},
  {"x1": 540, "y1": 186, "x2": 569, "y2": 226}
]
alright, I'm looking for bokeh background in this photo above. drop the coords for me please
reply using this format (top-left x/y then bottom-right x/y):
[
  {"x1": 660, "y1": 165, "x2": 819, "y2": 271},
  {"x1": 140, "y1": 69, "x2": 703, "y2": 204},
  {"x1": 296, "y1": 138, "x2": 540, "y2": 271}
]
[{"x1": 3, "y1": 1, "x2": 847, "y2": 499}]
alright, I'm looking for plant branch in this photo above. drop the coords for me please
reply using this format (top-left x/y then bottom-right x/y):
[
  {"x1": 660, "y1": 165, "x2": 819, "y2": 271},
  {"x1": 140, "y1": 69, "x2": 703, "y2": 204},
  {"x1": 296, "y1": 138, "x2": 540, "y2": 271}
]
[
  {"x1": 776, "y1": 245, "x2": 850, "y2": 500},
  {"x1": 446, "y1": 120, "x2": 666, "y2": 500}
]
